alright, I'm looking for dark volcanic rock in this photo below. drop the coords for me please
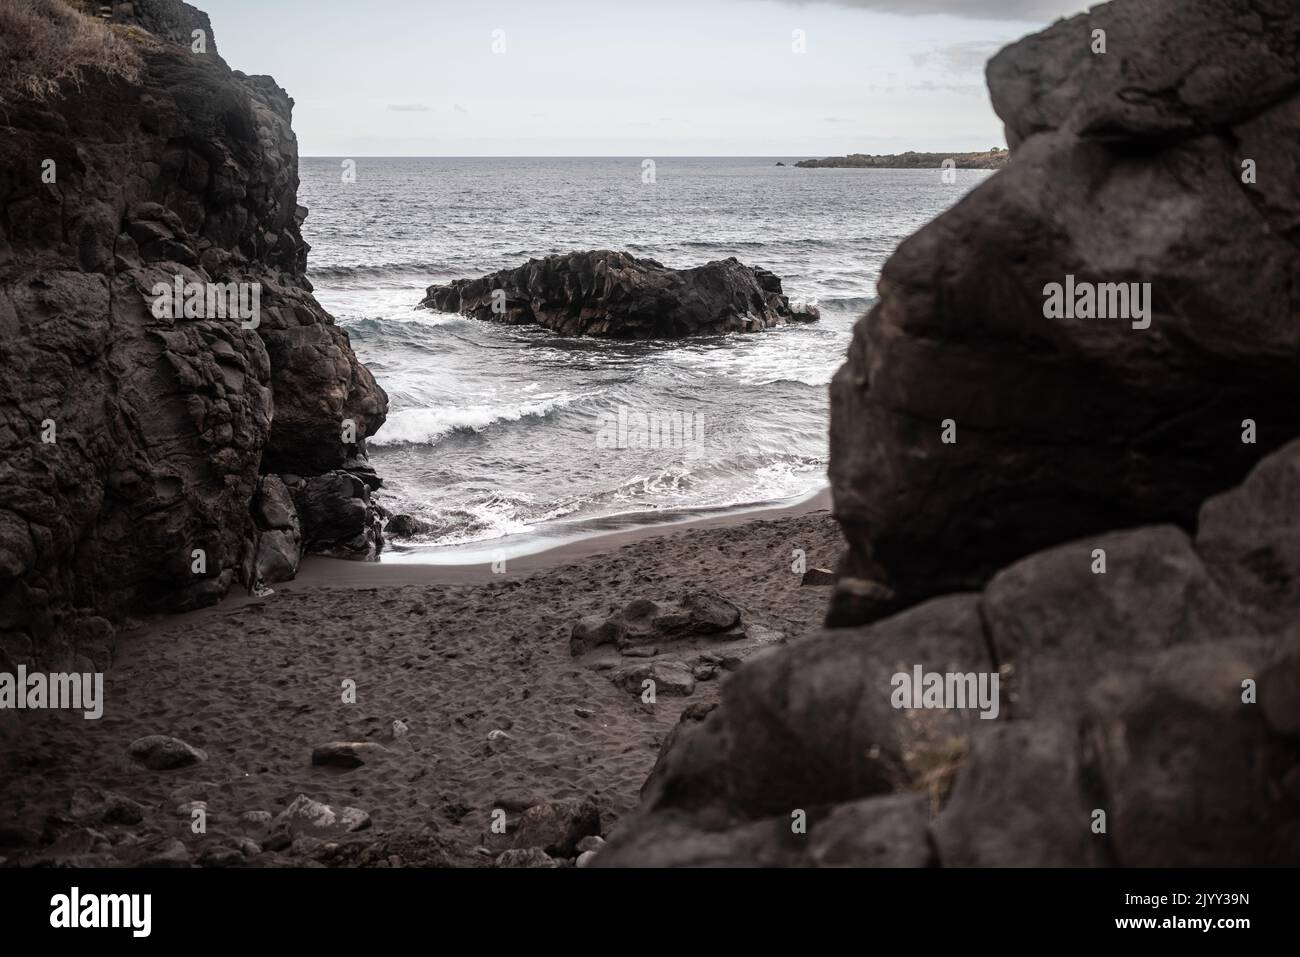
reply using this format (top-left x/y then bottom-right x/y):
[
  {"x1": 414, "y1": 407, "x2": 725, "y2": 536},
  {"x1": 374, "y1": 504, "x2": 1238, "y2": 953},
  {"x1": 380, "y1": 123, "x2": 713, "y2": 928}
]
[
  {"x1": 310, "y1": 742, "x2": 393, "y2": 769},
  {"x1": 932, "y1": 722, "x2": 1102, "y2": 867},
  {"x1": 593, "y1": 814, "x2": 803, "y2": 868},
  {"x1": 1196, "y1": 445, "x2": 1300, "y2": 633},
  {"x1": 569, "y1": 590, "x2": 745, "y2": 655},
  {"x1": 0, "y1": 0, "x2": 387, "y2": 664},
  {"x1": 704, "y1": 594, "x2": 993, "y2": 821},
  {"x1": 293, "y1": 471, "x2": 384, "y2": 560},
  {"x1": 494, "y1": 848, "x2": 560, "y2": 868},
  {"x1": 127, "y1": 735, "x2": 207, "y2": 771},
  {"x1": 275, "y1": 794, "x2": 371, "y2": 835},
  {"x1": 611, "y1": 661, "x2": 697, "y2": 698},
  {"x1": 1085, "y1": 639, "x2": 1299, "y2": 867},
  {"x1": 981, "y1": 524, "x2": 1253, "y2": 720},
  {"x1": 511, "y1": 798, "x2": 601, "y2": 858},
  {"x1": 599, "y1": 441, "x2": 1300, "y2": 867},
  {"x1": 828, "y1": 0, "x2": 1300, "y2": 624},
  {"x1": 800, "y1": 567, "x2": 836, "y2": 587},
  {"x1": 808, "y1": 792, "x2": 934, "y2": 868},
  {"x1": 385, "y1": 513, "x2": 437, "y2": 540},
  {"x1": 420, "y1": 250, "x2": 819, "y2": 339},
  {"x1": 70, "y1": 788, "x2": 147, "y2": 827},
  {"x1": 249, "y1": 475, "x2": 302, "y2": 584}
]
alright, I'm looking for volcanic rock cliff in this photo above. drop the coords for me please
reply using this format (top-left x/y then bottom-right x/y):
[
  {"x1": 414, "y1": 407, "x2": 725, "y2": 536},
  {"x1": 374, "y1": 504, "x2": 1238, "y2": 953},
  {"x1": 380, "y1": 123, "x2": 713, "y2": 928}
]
[
  {"x1": 0, "y1": 0, "x2": 388, "y2": 669},
  {"x1": 828, "y1": 0, "x2": 1300, "y2": 625},
  {"x1": 600, "y1": 0, "x2": 1300, "y2": 868}
]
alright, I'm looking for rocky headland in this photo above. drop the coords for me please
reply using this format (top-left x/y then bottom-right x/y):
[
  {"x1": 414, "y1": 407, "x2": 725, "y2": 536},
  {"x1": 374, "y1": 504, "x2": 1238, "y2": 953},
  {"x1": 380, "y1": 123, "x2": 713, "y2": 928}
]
[
  {"x1": 795, "y1": 150, "x2": 1008, "y2": 169},
  {"x1": 0, "y1": 0, "x2": 388, "y2": 671},
  {"x1": 420, "y1": 249, "x2": 819, "y2": 339},
  {"x1": 828, "y1": 0, "x2": 1300, "y2": 625}
]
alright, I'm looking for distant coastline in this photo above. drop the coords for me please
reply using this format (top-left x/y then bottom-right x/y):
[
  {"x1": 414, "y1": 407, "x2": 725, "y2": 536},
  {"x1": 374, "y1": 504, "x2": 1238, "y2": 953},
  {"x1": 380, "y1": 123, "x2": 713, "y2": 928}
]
[{"x1": 793, "y1": 149, "x2": 1009, "y2": 169}]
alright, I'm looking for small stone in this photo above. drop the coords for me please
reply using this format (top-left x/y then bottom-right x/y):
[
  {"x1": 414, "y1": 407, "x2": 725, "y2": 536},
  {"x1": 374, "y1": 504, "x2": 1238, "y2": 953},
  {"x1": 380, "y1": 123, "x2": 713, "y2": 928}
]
[
  {"x1": 72, "y1": 789, "x2": 146, "y2": 826},
  {"x1": 175, "y1": 800, "x2": 208, "y2": 818},
  {"x1": 391, "y1": 719, "x2": 410, "y2": 738},
  {"x1": 291, "y1": 836, "x2": 328, "y2": 858},
  {"x1": 512, "y1": 798, "x2": 600, "y2": 857},
  {"x1": 262, "y1": 829, "x2": 292, "y2": 852},
  {"x1": 310, "y1": 741, "x2": 393, "y2": 769},
  {"x1": 240, "y1": 810, "x2": 273, "y2": 826},
  {"x1": 577, "y1": 835, "x2": 606, "y2": 853},
  {"x1": 198, "y1": 845, "x2": 244, "y2": 868},
  {"x1": 237, "y1": 838, "x2": 261, "y2": 858},
  {"x1": 681, "y1": 590, "x2": 742, "y2": 633},
  {"x1": 495, "y1": 848, "x2": 559, "y2": 868},
  {"x1": 276, "y1": 794, "x2": 371, "y2": 835},
  {"x1": 386, "y1": 513, "x2": 437, "y2": 539},
  {"x1": 576, "y1": 850, "x2": 597, "y2": 868},
  {"x1": 141, "y1": 839, "x2": 191, "y2": 868},
  {"x1": 127, "y1": 735, "x2": 207, "y2": 770},
  {"x1": 494, "y1": 792, "x2": 543, "y2": 813},
  {"x1": 570, "y1": 615, "x2": 625, "y2": 656},
  {"x1": 800, "y1": 567, "x2": 836, "y2": 586},
  {"x1": 486, "y1": 729, "x2": 514, "y2": 753},
  {"x1": 612, "y1": 661, "x2": 695, "y2": 697},
  {"x1": 574, "y1": 707, "x2": 596, "y2": 719}
]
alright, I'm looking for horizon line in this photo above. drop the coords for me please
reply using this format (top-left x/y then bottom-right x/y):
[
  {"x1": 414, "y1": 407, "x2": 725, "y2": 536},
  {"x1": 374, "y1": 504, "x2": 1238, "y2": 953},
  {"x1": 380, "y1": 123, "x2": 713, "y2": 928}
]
[{"x1": 298, "y1": 153, "x2": 992, "y2": 159}]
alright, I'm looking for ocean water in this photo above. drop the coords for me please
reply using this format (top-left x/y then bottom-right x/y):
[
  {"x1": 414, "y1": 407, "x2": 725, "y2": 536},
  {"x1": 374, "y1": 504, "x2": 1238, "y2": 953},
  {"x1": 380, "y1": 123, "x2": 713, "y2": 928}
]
[{"x1": 297, "y1": 157, "x2": 991, "y2": 561}]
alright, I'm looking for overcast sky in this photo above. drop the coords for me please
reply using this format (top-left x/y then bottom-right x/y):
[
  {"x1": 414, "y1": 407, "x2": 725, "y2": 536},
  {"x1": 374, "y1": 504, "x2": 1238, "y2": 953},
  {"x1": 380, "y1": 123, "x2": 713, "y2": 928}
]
[{"x1": 202, "y1": 0, "x2": 1090, "y2": 156}]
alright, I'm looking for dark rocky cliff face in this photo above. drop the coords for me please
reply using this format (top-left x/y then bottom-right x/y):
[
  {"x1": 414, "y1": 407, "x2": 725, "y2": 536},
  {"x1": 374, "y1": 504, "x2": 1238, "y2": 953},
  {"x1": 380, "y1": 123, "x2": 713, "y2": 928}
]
[
  {"x1": 597, "y1": 440, "x2": 1300, "y2": 867},
  {"x1": 828, "y1": 0, "x2": 1300, "y2": 625},
  {"x1": 599, "y1": 0, "x2": 1300, "y2": 868},
  {"x1": 0, "y1": 0, "x2": 387, "y2": 668}
]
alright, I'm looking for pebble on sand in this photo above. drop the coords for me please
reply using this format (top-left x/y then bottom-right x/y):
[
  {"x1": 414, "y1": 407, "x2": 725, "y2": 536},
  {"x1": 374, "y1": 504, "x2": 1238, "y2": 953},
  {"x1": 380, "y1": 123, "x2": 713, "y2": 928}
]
[
  {"x1": 127, "y1": 735, "x2": 208, "y2": 771},
  {"x1": 277, "y1": 794, "x2": 371, "y2": 834},
  {"x1": 310, "y1": 741, "x2": 393, "y2": 769}
]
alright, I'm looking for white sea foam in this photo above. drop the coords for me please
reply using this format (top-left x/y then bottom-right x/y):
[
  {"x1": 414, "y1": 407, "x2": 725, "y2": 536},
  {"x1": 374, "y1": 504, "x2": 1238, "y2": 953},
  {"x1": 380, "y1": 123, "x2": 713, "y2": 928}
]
[
  {"x1": 295, "y1": 158, "x2": 983, "y2": 553},
  {"x1": 369, "y1": 393, "x2": 584, "y2": 446}
]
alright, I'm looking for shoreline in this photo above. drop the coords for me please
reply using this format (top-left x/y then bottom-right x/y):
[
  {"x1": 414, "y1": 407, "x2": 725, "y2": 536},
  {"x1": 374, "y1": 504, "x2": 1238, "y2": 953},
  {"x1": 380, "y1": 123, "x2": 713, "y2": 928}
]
[
  {"x1": 378, "y1": 485, "x2": 832, "y2": 565},
  {"x1": 133, "y1": 486, "x2": 833, "y2": 633},
  {"x1": 7, "y1": 500, "x2": 844, "y2": 868},
  {"x1": 329, "y1": 484, "x2": 831, "y2": 581}
]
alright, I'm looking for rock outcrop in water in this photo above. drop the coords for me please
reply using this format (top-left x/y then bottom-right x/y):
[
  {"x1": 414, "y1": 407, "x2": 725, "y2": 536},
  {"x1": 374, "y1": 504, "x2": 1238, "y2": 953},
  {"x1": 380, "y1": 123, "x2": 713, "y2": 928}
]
[
  {"x1": 600, "y1": 0, "x2": 1300, "y2": 869},
  {"x1": 598, "y1": 439, "x2": 1300, "y2": 867},
  {"x1": 0, "y1": 0, "x2": 387, "y2": 668},
  {"x1": 828, "y1": 0, "x2": 1300, "y2": 625},
  {"x1": 420, "y1": 250, "x2": 819, "y2": 339}
]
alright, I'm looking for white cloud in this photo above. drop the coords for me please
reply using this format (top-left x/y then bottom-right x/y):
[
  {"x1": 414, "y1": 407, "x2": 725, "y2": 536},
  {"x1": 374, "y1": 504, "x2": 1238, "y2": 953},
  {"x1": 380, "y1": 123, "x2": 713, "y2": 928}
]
[
  {"x1": 911, "y1": 40, "x2": 1003, "y2": 74},
  {"x1": 779, "y1": 0, "x2": 1088, "y2": 22}
]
